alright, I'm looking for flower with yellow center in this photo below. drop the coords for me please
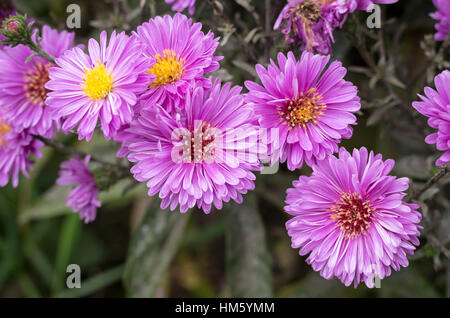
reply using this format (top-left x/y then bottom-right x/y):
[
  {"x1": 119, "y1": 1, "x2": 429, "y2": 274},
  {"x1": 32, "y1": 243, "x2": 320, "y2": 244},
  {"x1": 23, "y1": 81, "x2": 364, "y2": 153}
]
[
  {"x1": 82, "y1": 61, "x2": 114, "y2": 101},
  {"x1": 148, "y1": 50, "x2": 185, "y2": 87},
  {"x1": 278, "y1": 87, "x2": 326, "y2": 129}
]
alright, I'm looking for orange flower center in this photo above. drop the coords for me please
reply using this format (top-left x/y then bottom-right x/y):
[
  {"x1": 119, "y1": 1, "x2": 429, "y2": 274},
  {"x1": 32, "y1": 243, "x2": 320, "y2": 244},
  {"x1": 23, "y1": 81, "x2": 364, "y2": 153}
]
[
  {"x1": 0, "y1": 117, "x2": 11, "y2": 149},
  {"x1": 278, "y1": 88, "x2": 326, "y2": 129}
]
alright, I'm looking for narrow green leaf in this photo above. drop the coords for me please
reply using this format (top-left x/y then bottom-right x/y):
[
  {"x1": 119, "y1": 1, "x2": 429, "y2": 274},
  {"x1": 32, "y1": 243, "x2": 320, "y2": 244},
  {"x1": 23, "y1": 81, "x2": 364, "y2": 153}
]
[
  {"x1": 51, "y1": 213, "x2": 81, "y2": 295},
  {"x1": 123, "y1": 200, "x2": 190, "y2": 297},
  {"x1": 226, "y1": 193, "x2": 273, "y2": 297}
]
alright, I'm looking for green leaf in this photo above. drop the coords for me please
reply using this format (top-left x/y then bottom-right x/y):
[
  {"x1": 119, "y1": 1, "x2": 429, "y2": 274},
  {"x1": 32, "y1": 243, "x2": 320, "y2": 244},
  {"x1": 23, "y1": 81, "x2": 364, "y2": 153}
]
[
  {"x1": 123, "y1": 200, "x2": 190, "y2": 297},
  {"x1": 51, "y1": 213, "x2": 81, "y2": 295},
  {"x1": 226, "y1": 193, "x2": 273, "y2": 297}
]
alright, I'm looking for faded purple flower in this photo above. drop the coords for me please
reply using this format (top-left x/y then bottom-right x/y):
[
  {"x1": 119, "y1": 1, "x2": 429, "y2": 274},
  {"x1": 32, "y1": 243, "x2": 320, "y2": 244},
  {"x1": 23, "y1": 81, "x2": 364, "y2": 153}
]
[
  {"x1": 431, "y1": 0, "x2": 450, "y2": 41},
  {"x1": 46, "y1": 30, "x2": 152, "y2": 141},
  {"x1": 0, "y1": 116, "x2": 43, "y2": 188},
  {"x1": 285, "y1": 147, "x2": 422, "y2": 287},
  {"x1": 412, "y1": 70, "x2": 450, "y2": 167},
  {"x1": 165, "y1": 0, "x2": 196, "y2": 15},
  {"x1": 121, "y1": 79, "x2": 261, "y2": 214},
  {"x1": 274, "y1": 0, "x2": 398, "y2": 54},
  {"x1": 0, "y1": 26, "x2": 77, "y2": 137},
  {"x1": 134, "y1": 13, "x2": 222, "y2": 113},
  {"x1": 274, "y1": 0, "x2": 355, "y2": 54},
  {"x1": 245, "y1": 51, "x2": 360, "y2": 170},
  {"x1": 57, "y1": 156, "x2": 101, "y2": 223}
]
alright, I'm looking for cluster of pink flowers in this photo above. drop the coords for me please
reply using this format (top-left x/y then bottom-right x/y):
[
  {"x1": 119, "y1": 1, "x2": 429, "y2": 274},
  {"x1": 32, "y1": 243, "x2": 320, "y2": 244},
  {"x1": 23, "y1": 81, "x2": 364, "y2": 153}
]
[{"x1": 3, "y1": 2, "x2": 450, "y2": 288}]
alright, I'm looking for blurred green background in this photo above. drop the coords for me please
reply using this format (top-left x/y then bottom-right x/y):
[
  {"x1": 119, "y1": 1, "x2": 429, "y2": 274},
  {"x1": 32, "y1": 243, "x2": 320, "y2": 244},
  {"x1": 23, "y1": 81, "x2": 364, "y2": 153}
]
[{"x1": 0, "y1": 0, "x2": 449, "y2": 298}]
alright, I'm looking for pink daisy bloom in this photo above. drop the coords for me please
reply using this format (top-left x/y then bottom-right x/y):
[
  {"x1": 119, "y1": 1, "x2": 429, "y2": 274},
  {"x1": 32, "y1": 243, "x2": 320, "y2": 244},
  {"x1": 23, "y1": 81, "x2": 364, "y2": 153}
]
[
  {"x1": 412, "y1": 70, "x2": 450, "y2": 167},
  {"x1": 45, "y1": 30, "x2": 152, "y2": 141},
  {"x1": 121, "y1": 79, "x2": 261, "y2": 213},
  {"x1": 245, "y1": 51, "x2": 360, "y2": 170},
  {"x1": 0, "y1": 116, "x2": 43, "y2": 188},
  {"x1": 0, "y1": 26, "x2": 77, "y2": 137},
  {"x1": 57, "y1": 156, "x2": 101, "y2": 223},
  {"x1": 134, "y1": 13, "x2": 222, "y2": 112},
  {"x1": 285, "y1": 147, "x2": 422, "y2": 287},
  {"x1": 274, "y1": 0, "x2": 356, "y2": 54},
  {"x1": 430, "y1": 0, "x2": 450, "y2": 41},
  {"x1": 165, "y1": 0, "x2": 196, "y2": 15}
]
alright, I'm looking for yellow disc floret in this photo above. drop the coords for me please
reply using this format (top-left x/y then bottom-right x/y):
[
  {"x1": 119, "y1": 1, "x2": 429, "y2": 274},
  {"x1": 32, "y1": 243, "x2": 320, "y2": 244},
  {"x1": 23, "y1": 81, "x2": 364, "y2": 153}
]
[
  {"x1": 82, "y1": 61, "x2": 113, "y2": 100},
  {"x1": 0, "y1": 117, "x2": 10, "y2": 148},
  {"x1": 148, "y1": 50, "x2": 185, "y2": 87}
]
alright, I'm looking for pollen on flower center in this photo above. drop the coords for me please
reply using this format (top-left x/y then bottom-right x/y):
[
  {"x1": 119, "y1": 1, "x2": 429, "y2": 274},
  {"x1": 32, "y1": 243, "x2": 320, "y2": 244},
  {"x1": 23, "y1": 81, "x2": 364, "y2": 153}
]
[
  {"x1": 179, "y1": 122, "x2": 216, "y2": 163},
  {"x1": 0, "y1": 117, "x2": 10, "y2": 149},
  {"x1": 331, "y1": 192, "x2": 375, "y2": 239},
  {"x1": 278, "y1": 88, "x2": 326, "y2": 129},
  {"x1": 24, "y1": 62, "x2": 52, "y2": 106},
  {"x1": 82, "y1": 61, "x2": 113, "y2": 100},
  {"x1": 148, "y1": 49, "x2": 185, "y2": 87}
]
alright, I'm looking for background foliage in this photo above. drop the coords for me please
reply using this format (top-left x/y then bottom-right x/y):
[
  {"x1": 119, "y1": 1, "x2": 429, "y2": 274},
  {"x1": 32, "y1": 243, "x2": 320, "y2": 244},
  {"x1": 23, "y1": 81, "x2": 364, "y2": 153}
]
[{"x1": 0, "y1": 0, "x2": 449, "y2": 298}]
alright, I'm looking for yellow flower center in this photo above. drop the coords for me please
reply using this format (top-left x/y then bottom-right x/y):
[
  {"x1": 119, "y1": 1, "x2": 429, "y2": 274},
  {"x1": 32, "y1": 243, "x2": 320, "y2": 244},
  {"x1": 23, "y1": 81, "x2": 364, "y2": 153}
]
[
  {"x1": 278, "y1": 88, "x2": 326, "y2": 129},
  {"x1": 0, "y1": 117, "x2": 10, "y2": 149},
  {"x1": 82, "y1": 61, "x2": 113, "y2": 100},
  {"x1": 148, "y1": 50, "x2": 185, "y2": 87}
]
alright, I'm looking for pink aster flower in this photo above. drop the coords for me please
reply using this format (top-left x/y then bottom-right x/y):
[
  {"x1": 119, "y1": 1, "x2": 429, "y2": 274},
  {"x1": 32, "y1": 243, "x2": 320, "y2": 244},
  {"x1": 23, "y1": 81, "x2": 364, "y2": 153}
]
[
  {"x1": 0, "y1": 26, "x2": 77, "y2": 137},
  {"x1": 245, "y1": 51, "x2": 360, "y2": 170},
  {"x1": 412, "y1": 70, "x2": 450, "y2": 167},
  {"x1": 45, "y1": 30, "x2": 151, "y2": 141},
  {"x1": 0, "y1": 116, "x2": 43, "y2": 188},
  {"x1": 431, "y1": 0, "x2": 450, "y2": 41},
  {"x1": 121, "y1": 79, "x2": 261, "y2": 213},
  {"x1": 165, "y1": 0, "x2": 196, "y2": 15},
  {"x1": 57, "y1": 156, "x2": 101, "y2": 223},
  {"x1": 134, "y1": 13, "x2": 222, "y2": 112},
  {"x1": 285, "y1": 147, "x2": 422, "y2": 287}
]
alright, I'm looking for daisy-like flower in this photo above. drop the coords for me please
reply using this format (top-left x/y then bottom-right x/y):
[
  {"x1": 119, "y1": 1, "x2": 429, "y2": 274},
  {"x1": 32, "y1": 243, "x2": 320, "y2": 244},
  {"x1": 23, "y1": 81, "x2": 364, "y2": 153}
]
[
  {"x1": 412, "y1": 70, "x2": 450, "y2": 167},
  {"x1": 121, "y1": 79, "x2": 261, "y2": 213},
  {"x1": 57, "y1": 156, "x2": 101, "y2": 223},
  {"x1": 0, "y1": 116, "x2": 43, "y2": 188},
  {"x1": 165, "y1": 0, "x2": 196, "y2": 15},
  {"x1": 0, "y1": 26, "x2": 77, "y2": 137},
  {"x1": 284, "y1": 147, "x2": 422, "y2": 287},
  {"x1": 430, "y1": 0, "x2": 450, "y2": 41},
  {"x1": 45, "y1": 30, "x2": 151, "y2": 141},
  {"x1": 245, "y1": 51, "x2": 360, "y2": 170},
  {"x1": 134, "y1": 13, "x2": 222, "y2": 112}
]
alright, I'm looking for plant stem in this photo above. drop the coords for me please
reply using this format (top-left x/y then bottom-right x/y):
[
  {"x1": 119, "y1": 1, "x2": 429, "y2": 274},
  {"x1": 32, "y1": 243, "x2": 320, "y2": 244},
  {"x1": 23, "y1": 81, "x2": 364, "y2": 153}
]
[
  {"x1": 412, "y1": 163, "x2": 450, "y2": 200},
  {"x1": 32, "y1": 135, "x2": 129, "y2": 174}
]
